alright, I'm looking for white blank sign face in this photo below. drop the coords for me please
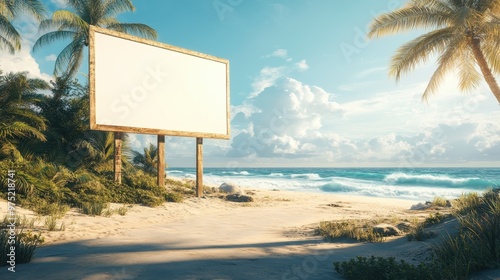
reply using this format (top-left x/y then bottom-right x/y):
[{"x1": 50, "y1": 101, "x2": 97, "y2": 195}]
[{"x1": 89, "y1": 26, "x2": 230, "y2": 139}]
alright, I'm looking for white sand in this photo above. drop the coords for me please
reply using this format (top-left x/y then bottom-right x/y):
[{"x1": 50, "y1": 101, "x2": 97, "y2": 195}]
[{"x1": 0, "y1": 187, "x2": 478, "y2": 280}]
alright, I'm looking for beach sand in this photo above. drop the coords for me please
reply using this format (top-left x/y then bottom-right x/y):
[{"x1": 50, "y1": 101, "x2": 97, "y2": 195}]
[{"x1": 1, "y1": 185, "x2": 496, "y2": 279}]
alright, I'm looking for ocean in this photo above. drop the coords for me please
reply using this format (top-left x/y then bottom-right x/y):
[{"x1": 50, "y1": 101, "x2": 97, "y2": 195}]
[{"x1": 167, "y1": 168, "x2": 500, "y2": 201}]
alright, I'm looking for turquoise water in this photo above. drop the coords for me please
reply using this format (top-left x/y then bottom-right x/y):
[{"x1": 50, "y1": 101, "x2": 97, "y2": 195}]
[{"x1": 168, "y1": 168, "x2": 500, "y2": 201}]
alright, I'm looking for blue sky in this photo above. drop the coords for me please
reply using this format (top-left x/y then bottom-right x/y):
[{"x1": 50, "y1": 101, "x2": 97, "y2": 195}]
[{"x1": 3, "y1": 0, "x2": 500, "y2": 168}]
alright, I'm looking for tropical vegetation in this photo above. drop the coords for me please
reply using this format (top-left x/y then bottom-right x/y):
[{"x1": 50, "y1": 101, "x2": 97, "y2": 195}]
[
  {"x1": 369, "y1": 0, "x2": 500, "y2": 103},
  {"x1": 0, "y1": 0, "x2": 166, "y2": 265}
]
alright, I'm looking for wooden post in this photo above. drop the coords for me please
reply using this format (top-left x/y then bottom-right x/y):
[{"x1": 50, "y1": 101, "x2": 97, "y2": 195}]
[
  {"x1": 114, "y1": 132, "x2": 122, "y2": 184},
  {"x1": 157, "y1": 135, "x2": 165, "y2": 187},
  {"x1": 196, "y1": 137, "x2": 203, "y2": 198}
]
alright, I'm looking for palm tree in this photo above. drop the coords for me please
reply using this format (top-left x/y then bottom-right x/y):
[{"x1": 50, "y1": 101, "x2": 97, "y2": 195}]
[
  {"x1": 132, "y1": 143, "x2": 158, "y2": 175},
  {"x1": 33, "y1": 0, "x2": 157, "y2": 78},
  {"x1": 368, "y1": 0, "x2": 500, "y2": 103},
  {"x1": 0, "y1": 0, "x2": 46, "y2": 53},
  {"x1": 0, "y1": 70, "x2": 49, "y2": 160}
]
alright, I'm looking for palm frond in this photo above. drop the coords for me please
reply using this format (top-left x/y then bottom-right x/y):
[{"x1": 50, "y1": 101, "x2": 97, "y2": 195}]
[
  {"x1": 0, "y1": 14, "x2": 21, "y2": 51},
  {"x1": 53, "y1": 38, "x2": 84, "y2": 76},
  {"x1": 457, "y1": 48, "x2": 482, "y2": 92},
  {"x1": 103, "y1": 0, "x2": 135, "y2": 17},
  {"x1": 422, "y1": 37, "x2": 463, "y2": 100},
  {"x1": 61, "y1": 42, "x2": 85, "y2": 78},
  {"x1": 32, "y1": 30, "x2": 77, "y2": 52},
  {"x1": 106, "y1": 23, "x2": 158, "y2": 40},
  {"x1": 0, "y1": 34, "x2": 16, "y2": 53},
  {"x1": 14, "y1": 0, "x2": 47, "y2": 21},
  {"x1": 390, "y1": 27, "x2": 455, "y2": 81},
  {"x1": 369, "y1": 6, "x2": 451, "y2": 38},
  {"x1": 0, "y1": 122, "x2": 47, "y2": 141},
  {"x1": 52, "y1": 10, "x2": 88, "y2": 30}
]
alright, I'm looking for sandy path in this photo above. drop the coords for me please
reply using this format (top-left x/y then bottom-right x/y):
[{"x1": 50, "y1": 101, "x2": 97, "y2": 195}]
[{"x1": 1, "y1": 190, "x2": 433, "y2": 280}]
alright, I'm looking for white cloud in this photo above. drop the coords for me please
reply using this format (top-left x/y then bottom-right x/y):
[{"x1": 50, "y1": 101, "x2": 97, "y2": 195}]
[
  {"x1": 267, "y1": 49, "x2": 288, "y2": 58},
  {"x1": 250, "y1": 66, "x2": 288, "y2": 97},
  {"x1": 224, "y1": 68, "x2": 500, "y2": 166},
  {"x1": 251, "y1": 53, "x2": 311, "y2": 97},
  {"x1": 45, "y1": 54, "x2": 57, "y2": 61},
  {"x1": 0, "y1": 48, "x2": 52, "y2": 81},
  {"x1": 228, "y1": 77, "x2": 342, "y2": 158},
  {"x1": 0, "y1": 15, "x2": 52, "y2": 81},
  {"x1": 295, "y1": 59, "x2": 309, "y2": 71}
]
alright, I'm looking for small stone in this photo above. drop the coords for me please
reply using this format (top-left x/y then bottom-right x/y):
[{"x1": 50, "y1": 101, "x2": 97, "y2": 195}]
[
  {"x1": 410, "y1": 202, "x2": 430, "y2": 210},
  {"x1": 226, "y1": 194, "x2": 254, "y2": 202},
  {"x1": 219, "y1": 183, "x2": 241, "y2": 194}
]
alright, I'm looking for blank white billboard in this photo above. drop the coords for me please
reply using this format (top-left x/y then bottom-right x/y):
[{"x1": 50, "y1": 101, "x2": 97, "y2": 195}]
[{"x1": 89, "y1": 25, "x2": 230, "y2": 139}]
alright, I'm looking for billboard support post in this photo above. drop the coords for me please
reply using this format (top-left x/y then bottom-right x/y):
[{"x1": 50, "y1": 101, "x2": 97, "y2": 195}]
[
  {"x1": 114, "y1": 132, "x2": 122, "y2": 184},
  {"x1": 157, "y1": 135, "x2": 165, "y2": 186},
  {"x1": 196, "y1": 137, "x2": 203, "y2": 197}
]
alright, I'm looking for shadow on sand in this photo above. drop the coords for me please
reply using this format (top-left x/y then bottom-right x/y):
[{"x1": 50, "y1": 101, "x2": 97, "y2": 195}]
[{"x1": 0, "y1": 233, "x2": 431, "y2": 280}]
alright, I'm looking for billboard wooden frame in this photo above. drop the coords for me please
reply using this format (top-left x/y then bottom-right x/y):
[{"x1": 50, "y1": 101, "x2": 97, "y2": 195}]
[{"x1": 89, "y1": 25, "x2": 230, "y2": 139}]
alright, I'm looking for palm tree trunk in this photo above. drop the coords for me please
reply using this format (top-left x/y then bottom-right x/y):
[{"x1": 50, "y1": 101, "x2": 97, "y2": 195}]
[{"x1": 469, "y1": 37, "x2": 500, "y2": 104}]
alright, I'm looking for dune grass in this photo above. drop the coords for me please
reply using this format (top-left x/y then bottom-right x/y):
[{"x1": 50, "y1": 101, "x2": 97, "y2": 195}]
[
  {"x1": 318, "y1": 220, "x2": 385, "y2": 243},
  {"x1": 334, "y1": 189, "x2": 500, "y2": 280}
]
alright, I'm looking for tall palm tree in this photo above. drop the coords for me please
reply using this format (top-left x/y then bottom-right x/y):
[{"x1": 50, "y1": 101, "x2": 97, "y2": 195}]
[
  {"x1": 0, "y1": 0, "x2": 46, "y2": 53},
  {"x1": 0, "y1": 70, "x2": 49, "y2": 160},
  {"x1": 368, "y1": 0, "x2": 500, "y2": 103},
  {"x1": 33, "y1": 0, "x2": 157, "y2": 78}
]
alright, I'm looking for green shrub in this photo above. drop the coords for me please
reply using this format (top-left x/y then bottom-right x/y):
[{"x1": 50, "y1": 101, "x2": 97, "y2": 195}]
[
  {"x1": 0, "y1": 229, "x2": 44, "y2": 266},
  {"x1": 102, "y1": 208, "x2": 114, "y2": 217},
  {"x1": 26, "y1": 199, "x2": 70, "y2": 218},
  {"x1": 318, "y1": 220, "x2": 384, "y2": 243},
  {"x1": 432, "y1": 196, "x2": 448, "y2": 207},
  {"x1": 424, "y1": 212, "x2": 449, "y2": 226},
  {"x1": 1, "y1": 215, "x2": 36, "y2": 229},
  {"x1": 452, "y1": 192, "x2": 481, "y2": 214},
  {"x1": 334, "y1": 256, "x2": 441, "y2": 280},
  {"x1": 339, "y1": 190, "x2": 500, "y2": 280},
  {"x1": 80, "y1": 202, "x2": 109, "y2": 216},
  {"x1": 138, "y1": 192, "x2": 164, "y2": 207},
  {"x1": 44, "y1": 216, "x2": 58, "y2": 231},
  {"x1": 116, "y1": 205, "x2": 129, "y2": 216},
  {"x1": 407, "y1": 224, "x2": 436, "y2": 241},
  {"x1": 165, "y1": 192, "x2": 184, "y2": 203}
]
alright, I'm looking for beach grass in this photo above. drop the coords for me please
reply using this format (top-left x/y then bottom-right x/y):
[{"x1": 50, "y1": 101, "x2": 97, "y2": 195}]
[
  {"x1": 0, "y1": 228, "x2": 44, "y2": 266},
  {"x1": 80, "y1": 202, "x2": 109, "y2": 216},
  {"x1": 318, "y1": 220, "x2": 385, "y2": 243},
  {"x1": 334, "y1": 190, "x2": 500, "y2": 279}
]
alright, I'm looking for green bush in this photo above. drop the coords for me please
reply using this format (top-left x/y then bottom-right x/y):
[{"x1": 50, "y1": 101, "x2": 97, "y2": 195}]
[
  {"x1": 138, "y1": 191, "x2": 164, "y2": 207},
  {"x1": 318, "y1": 220, "x2": 384, "y2": 243},
  {"x1": 165, "y1": 192, "x2": 184, "y2": 203},
  {"x1": 0, "y1": 229, "x2": 44, "y2": 266},
  {"x1": 334, "y1": 256, "x2": 441, "y2": 280},
  {"x1": 338, "y1": 190, "x2": 500, "y2": 280},
  {"x1": 1, "y1": 215, "x2": 36, "y2": 229},
  {"x1": 116, "y1": 205, "x2": 130, "y2": 216},
  {"x1": 407, "y1": 224, "x2": 436, "y2": 241},
  {"x1": 452, "y1": 192, "x2": 481, "y2": 214},
  {"x1": 432, "y1": 196, "x2": 449, "y2": 207},
  {"x1": 80, "y1": 202, "x2": 109, "y2": 216},
  {"x1": 25, "y1": 198, "x2": 70, "y2": 218},
  {"x1": 44, "y1": 215, "x2": 65, "y2": 231}
]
